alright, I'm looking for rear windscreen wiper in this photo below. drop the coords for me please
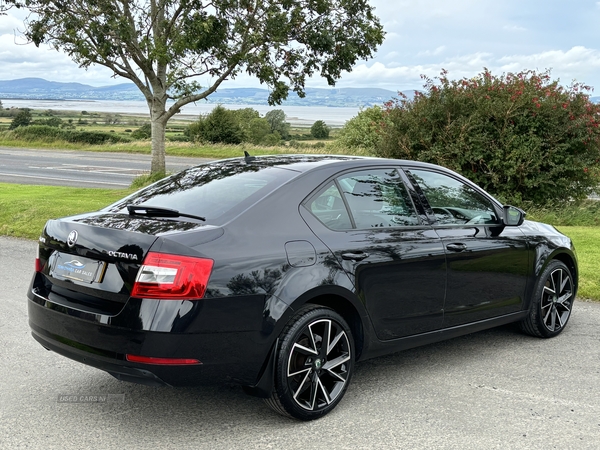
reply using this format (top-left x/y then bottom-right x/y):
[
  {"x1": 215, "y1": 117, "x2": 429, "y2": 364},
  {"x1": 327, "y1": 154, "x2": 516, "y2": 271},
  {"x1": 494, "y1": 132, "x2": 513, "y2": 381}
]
[{"x1": 127, "y1": 205, "x2": 206, "y2": 222}]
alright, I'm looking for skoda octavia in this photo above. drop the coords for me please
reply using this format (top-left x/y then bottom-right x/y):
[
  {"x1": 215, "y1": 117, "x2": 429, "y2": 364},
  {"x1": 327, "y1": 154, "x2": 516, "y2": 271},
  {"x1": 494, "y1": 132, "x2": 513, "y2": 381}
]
[{"x1": 28, "y1": 155, "x2": 577, "y2": 420}]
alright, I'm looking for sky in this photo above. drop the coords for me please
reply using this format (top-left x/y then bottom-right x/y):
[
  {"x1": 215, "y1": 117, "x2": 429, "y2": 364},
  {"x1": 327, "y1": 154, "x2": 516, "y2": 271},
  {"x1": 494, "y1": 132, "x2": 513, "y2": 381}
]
[{"x1": 1, "y1": 0, "x2": 600, "y2": 93}]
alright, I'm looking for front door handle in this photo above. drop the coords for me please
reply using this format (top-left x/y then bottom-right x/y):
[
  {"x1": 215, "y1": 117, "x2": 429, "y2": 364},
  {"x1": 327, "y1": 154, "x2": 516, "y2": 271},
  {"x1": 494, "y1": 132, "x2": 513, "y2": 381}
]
[
  {"x1": 341, "y1": 251, "x2": 370, "y2": 261},
  {"x1": 446, "y1": 243, "x2": 467, "y2": 252}
]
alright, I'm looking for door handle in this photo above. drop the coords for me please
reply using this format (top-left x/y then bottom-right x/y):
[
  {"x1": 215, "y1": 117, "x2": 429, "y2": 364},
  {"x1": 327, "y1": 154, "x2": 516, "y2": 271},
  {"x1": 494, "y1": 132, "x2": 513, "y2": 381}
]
[
  {"x1": 341, "y1": 251, "x2": 370, "y2": 261},
  {"x1": 446, "y1": 243, "x2": 467, "y2": 252}
]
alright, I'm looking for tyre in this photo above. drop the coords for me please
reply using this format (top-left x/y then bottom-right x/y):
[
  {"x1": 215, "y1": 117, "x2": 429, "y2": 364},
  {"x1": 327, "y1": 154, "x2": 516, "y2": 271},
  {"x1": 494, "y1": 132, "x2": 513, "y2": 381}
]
[
  {"x1": 520, "y1": 260, "x2": 575, "y2": 338},
  {"x1": 265, "y1": 305, "x2": 354, "y2": 420}
]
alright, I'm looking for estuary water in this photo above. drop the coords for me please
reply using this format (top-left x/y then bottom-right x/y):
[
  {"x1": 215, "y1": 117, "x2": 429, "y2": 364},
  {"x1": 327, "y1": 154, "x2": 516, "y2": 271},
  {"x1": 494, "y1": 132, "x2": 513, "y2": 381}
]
[{"x1": 1, "y1": 99, "x2": 360, "y2": 127}]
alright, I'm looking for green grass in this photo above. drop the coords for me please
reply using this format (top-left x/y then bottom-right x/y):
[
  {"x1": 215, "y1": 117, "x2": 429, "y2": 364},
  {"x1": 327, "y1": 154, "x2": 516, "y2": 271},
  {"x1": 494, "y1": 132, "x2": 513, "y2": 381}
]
[
  {"x1": 526, "y1": 201, "x2": 600, "y2": 226},
  {"x1": 0, "y1": 184, "x2": 132, "y2": 239},
  {"x1": 556, "y1": 226, "x2": 600, "y2": 301},
  {"x1": 0, "y1": 138, "x2": 372, "y2": 158}
]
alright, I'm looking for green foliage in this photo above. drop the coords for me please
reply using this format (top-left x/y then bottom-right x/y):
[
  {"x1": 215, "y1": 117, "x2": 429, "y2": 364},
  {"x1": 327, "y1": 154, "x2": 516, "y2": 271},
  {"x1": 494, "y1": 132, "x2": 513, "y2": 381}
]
[
  {"x1": 245, "y1": 118, "x2": 272, "y2": 144},
  {"x1": 9, "y1": 109, "x2": 32, "y2": 129},
  {"x1": 131, "y1": 124, "x2": 152, "y2": 139},
  {"x1": 376, "y1": 69, "x2": 600, "y2": 205},
  {"x1": 261, "y1": 131, "x2": 282, "y2": 146},
  {"x1": 310, "y1": 120, "x2": 330, "y2": 139},
  {"x1": 34, "y1": 116, "x2": 63, "y2": 127},
  {"x1": 265, "y1": 109, "x2": 290, "y2": 139},
  {"x1": 130, "y1": 172, "x2": 169, "y2": 189},
  {"x1": 188, "y1": 105, "x2": 244, "y2": 144},
  {"x1": 338, "y1": 106, "x2": 389, "y2": 150},
  {"x1": 6, "y1": 125, "x2": 130, "y2": 144},
  {"x1": 9, "y1": 0, "x2": 384, "y2": 174}
]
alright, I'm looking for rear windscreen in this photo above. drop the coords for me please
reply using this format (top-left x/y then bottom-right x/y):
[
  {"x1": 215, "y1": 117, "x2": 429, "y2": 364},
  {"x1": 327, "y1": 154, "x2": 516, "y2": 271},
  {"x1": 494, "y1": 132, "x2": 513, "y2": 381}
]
[{"x1": 105, "y1": 160, "x2": 298, "y2": 222}]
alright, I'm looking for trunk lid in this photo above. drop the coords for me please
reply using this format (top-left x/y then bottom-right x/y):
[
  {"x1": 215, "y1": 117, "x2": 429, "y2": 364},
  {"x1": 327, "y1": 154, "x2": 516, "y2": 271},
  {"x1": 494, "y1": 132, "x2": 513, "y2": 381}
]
[{"x1": 35, "y1": 212, "x2": 218, "y2": 315}]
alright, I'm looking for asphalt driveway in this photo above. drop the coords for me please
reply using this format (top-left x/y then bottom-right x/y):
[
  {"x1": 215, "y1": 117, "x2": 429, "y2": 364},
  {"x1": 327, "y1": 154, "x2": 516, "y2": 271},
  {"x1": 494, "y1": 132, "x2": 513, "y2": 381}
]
[{"x1": 1, "y1": 236, "x2": 599, "y2": 449}]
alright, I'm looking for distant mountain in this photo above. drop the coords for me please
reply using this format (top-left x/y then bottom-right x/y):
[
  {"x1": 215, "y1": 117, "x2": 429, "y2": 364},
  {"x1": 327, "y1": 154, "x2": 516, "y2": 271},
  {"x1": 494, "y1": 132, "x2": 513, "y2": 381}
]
[{"x1": 0, "y1": 78, "x2": 411, "y2": 107}]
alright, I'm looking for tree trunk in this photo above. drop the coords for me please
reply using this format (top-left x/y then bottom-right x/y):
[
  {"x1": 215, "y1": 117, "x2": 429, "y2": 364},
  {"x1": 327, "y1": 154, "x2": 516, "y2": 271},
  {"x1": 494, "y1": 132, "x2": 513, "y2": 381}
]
[
  {"x1": 150, "y1": 118, "x2": 167, "y2": 174},
  {"x1": 149, "y1": 97, "x2": 168, "y2": 174}
]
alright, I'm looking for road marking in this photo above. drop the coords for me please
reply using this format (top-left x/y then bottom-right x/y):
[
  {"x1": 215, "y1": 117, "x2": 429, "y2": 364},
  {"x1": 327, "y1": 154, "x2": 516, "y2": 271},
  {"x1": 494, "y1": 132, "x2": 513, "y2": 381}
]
[{"x1": 0, "y1": 172, "x2": 130, "y2": 186}]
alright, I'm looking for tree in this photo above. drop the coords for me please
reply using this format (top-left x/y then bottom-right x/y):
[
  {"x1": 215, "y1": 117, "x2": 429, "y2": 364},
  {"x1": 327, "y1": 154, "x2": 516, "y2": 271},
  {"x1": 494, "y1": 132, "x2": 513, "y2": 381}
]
[
  {"x1": 310, "y1": 120, "x2": 330, "y2": 139},
  {"x1": 188, "y1": 105, "x2": 244, "y2": 144},
  {"x1": 265, "y1": 109, "x2": 290, "y2": 139},
  {"x1": 9, "y1": 109, "x2": 32, "y2": 129},
  {"x1": 338, "y1": 105, "x2": 389, "y2": 150},
  {"x1": 376, "y1": 69, "x2": 600, "y2": 205},
  {"x1": 9, "y1": 0, "x2": 384, "y2": 174}
]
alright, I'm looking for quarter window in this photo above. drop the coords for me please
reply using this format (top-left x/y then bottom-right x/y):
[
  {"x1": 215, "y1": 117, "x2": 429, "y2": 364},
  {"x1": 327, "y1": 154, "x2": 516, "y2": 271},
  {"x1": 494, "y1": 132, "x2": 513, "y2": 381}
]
[{"x1": 309, "y1": 182, "x2": 353, "y2": 230}]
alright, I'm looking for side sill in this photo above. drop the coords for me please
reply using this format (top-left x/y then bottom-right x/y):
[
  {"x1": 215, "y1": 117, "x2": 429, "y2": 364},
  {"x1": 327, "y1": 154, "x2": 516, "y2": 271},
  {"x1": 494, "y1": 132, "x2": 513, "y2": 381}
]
[{"x1": 360, "y1": 310, "x2": 529, "y2": 361}]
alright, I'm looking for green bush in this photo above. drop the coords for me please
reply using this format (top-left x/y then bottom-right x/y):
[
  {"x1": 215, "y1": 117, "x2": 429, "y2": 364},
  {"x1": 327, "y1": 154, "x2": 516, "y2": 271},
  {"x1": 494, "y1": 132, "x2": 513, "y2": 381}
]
[
  {"x1": 265, "y1": 109, "x2": 290, "y2": 139},
  {"x1": 131, "y1": 123, "x2": 151, "y2": 139},
  {"x1": 338, "y1": 105, "x2": 389, "y2": 150},
  {"x1": 9, "y1": 109, "x2": 32, "y2": 129},
  {"x1": 167, "y1": 135, "x2": 190, "y2": 142},
  {"x1": 9, "y1": 125, "x2": 130, "y2": 144},
  {"x1": 376, "y1": 69, "x2": 600, "y2": 205},
  {"x1": 310, "y1": 120, "x2": 330, "y2": 139},
  {"x1": 187, "y1": 105, "x2": 244, "y2": 144}
]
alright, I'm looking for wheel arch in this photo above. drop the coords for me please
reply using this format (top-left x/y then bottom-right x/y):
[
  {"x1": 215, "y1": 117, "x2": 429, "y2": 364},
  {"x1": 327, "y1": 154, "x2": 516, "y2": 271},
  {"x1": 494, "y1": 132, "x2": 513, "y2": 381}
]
[
  {"x1": 539, "y1": 249, "x2": 578, "y2": 294},
  {"x1": 287, "y1": 284, "x2": 368, "y2": 361}
]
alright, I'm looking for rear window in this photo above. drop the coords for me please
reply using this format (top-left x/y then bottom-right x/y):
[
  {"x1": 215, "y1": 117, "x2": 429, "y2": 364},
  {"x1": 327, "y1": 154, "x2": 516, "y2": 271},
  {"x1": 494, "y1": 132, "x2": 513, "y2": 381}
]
[{"x1": 105, "y1": 161, "x2": 298, "y2": 222}]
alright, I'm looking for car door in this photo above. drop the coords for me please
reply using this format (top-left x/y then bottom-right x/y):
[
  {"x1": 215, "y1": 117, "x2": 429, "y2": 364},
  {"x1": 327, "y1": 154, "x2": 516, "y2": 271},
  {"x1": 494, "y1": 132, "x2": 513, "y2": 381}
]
[
  {"x1": 301, "y1": 166, "x2": 447, "y2": 340},
  {"x1": 404, "y1": 167, "x2": 530, "y2": 327}
]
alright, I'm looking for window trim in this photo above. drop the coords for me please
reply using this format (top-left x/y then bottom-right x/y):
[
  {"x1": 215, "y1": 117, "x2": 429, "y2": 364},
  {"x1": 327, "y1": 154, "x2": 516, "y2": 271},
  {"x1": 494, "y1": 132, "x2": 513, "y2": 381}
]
[
  {"x1": 302, "y1": 166, "x2": 424, "y2": 231},
  {"x1": 402, "y1": 166, "x2": 504, "y2": 228}
]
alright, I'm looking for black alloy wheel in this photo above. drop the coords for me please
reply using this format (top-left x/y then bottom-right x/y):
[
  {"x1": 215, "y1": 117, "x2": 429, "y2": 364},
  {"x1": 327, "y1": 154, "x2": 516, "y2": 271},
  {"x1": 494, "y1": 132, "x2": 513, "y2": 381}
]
[
  {"x1": 265, "y1": 305, "x2": 354, "y2": 420},
  {"x1": 521, "y1": 260, "x2": 575, "y2": 338}
]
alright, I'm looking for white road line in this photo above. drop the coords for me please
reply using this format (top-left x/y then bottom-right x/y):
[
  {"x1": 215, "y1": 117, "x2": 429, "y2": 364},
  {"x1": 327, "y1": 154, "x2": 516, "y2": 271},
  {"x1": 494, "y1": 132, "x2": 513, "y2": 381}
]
[{"x1": 0, "y1": 172, "x2": 130, "y2": 186}]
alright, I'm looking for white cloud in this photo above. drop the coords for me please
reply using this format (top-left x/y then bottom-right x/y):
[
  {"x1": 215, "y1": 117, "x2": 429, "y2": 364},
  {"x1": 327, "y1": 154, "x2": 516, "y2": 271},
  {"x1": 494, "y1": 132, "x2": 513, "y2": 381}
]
[
  {"x1": 417, "y1": 46, "x2": 447, "y2": 57},
  {"x1": 503, "y1": 24, "x2": 527, "y2": 32}
]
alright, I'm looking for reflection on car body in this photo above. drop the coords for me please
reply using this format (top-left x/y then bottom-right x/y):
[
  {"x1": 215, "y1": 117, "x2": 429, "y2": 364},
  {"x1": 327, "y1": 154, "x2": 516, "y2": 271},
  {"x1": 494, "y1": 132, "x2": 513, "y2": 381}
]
[{"x1": 27, "y1": 154, "x2": 577, "y2": 420}]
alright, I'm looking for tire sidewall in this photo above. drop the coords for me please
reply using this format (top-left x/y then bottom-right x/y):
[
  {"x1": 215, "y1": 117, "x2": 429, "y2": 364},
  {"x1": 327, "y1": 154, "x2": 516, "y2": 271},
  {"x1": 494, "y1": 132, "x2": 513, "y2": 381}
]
[
  {"x1": 531, "y1": 260, "x2": 574, "y2": 338},
  {"x1": 274, "y1": 306, "x2": 355, "y2": 420}
]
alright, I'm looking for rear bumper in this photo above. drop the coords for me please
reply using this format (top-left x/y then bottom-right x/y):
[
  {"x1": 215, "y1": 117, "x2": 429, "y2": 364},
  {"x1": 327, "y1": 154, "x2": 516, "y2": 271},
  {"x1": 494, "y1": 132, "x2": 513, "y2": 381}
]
[{"x1": 27, "y1": 288, "x2": 276, "y2": 387}]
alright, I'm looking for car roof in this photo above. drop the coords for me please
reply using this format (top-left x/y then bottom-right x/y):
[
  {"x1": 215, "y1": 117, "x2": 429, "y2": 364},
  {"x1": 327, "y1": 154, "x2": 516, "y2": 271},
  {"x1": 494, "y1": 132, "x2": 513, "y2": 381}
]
[{"x1": 214, "y1": 154, "x2": 441, "y2": 173}]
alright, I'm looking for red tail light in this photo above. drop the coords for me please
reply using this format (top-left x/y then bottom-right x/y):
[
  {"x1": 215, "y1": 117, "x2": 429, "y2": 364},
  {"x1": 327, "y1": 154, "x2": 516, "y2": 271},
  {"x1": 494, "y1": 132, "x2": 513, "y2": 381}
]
[
  {"x1": 35, "y1": 258, "x2": 42, "y2": 273},
  {"x1": 131, "y1": 252, "x2": 213, "y2": 300}
]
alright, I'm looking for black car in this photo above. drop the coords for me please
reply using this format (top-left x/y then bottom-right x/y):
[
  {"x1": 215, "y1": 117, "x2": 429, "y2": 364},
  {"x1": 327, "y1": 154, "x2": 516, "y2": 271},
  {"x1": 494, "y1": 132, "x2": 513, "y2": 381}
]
[{"x1": 28, "y1": 155, "x2": 577, "y2": 420}]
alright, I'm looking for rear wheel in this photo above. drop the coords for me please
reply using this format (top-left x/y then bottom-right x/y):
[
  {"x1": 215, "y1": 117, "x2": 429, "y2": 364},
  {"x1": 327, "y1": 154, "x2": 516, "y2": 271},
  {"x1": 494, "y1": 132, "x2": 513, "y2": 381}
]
[
  {"x1": 520, "y1": 260, "x2": 574, "y2": 338},
  {"x1": 265, "y1": 305, "x2": 354, "y2": 420}
]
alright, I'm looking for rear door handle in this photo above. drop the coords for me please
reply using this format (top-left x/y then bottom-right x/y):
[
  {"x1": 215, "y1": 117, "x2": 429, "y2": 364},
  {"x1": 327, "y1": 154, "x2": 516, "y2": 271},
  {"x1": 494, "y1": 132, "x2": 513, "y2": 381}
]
[
  {"x1": 446, "y1": 243, "x2": 467, "y2": 252},
  {"x1": 341, "y1": 251, "x2": 370, "y2": 261}
]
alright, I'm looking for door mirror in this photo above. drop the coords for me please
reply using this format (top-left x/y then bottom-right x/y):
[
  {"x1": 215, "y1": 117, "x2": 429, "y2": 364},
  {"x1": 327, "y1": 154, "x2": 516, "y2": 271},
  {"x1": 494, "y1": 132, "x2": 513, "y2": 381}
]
[{"x1": 503, "y1": 205, "x2": 525, "y2": 226}]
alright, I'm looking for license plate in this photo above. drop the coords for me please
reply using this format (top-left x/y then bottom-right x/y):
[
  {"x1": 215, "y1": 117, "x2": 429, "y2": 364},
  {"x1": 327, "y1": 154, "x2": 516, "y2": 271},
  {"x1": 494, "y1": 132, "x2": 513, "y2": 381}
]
[{"x1": 50, "y1": 253, "x2": 106, "y2": 284}]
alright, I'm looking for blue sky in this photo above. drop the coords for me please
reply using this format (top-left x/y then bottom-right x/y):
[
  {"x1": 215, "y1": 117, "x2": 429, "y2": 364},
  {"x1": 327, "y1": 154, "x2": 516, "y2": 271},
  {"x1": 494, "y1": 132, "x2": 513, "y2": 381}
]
[{"x1": 1, "y1": 0, "x2": 600, "y2": 93}]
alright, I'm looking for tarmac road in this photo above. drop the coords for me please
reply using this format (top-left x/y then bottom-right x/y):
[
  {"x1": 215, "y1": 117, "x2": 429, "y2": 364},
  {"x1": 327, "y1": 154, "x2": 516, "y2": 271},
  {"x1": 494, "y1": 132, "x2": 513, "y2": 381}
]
[
  {"x1": 1, "y1": 236, "x2": 599, "y2": 449},
  {"x1": 0, "y1": 147, "x2": 212, "y2": 188}
]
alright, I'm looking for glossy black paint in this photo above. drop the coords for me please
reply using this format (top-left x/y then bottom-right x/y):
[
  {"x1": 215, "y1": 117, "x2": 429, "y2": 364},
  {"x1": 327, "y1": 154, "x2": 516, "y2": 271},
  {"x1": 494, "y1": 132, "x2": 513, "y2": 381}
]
[{"x1": 27, "y1": 155, "x2": 578, "y2": 392}]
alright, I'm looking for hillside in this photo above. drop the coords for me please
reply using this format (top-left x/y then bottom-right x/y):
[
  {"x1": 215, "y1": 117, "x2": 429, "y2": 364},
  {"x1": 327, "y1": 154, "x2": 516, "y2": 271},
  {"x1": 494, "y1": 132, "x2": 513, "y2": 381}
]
[{"x1": 0, "y1": 78, "x2": 411, "y2": 107}]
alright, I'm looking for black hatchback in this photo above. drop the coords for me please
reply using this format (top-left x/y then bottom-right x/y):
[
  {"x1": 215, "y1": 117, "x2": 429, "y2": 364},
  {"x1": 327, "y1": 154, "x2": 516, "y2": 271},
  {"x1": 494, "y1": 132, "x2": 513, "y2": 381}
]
[{"x1": 28, "y1": 155, "x2": 577, "y2": 420}]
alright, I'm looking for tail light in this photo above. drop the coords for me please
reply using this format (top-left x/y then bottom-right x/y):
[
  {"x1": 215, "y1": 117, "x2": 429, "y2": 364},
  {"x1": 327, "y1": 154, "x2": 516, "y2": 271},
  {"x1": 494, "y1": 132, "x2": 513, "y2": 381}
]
[
  {"x1": 35, "y1": 245, "x2": 42, "y2": 272},
  {"x1": 131, "y1": 252, "x2": 213, "y2": 300}
]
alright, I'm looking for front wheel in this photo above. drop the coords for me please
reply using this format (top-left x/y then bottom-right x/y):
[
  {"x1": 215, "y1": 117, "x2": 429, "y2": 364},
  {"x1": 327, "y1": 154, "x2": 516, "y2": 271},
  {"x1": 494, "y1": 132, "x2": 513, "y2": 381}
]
[
  {"x1": 265, "y1": 306, "x2": 354, "y2": 420},
  {"x1": 520, "y1": 260, "x2": 575, "y2": 338}
]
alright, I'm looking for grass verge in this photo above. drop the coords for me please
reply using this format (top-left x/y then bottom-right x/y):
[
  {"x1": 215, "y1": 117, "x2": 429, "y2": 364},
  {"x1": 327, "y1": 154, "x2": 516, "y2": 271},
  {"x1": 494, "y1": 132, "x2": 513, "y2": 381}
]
[
  {"x1": 0, "y1": 138, "x2": 372, "y2": 158},
  {"x1": 0, "y1": 183, "x2": 132, "y2": 240},
  {"x1": 556, "y1": 226, "x2": 600, "y2": 301}
]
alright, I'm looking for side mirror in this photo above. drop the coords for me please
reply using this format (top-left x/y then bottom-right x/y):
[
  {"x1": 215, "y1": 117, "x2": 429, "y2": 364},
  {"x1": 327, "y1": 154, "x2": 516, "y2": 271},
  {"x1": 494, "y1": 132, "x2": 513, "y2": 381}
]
[{"x1": 503, "y1": 205, "x2": 525, "y2": 226}]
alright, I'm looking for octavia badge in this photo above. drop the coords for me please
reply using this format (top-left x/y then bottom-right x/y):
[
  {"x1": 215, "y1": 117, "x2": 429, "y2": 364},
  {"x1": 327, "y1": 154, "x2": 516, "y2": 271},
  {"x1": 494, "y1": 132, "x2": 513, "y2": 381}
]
[{"x1": 67, "y1": 230, "x2": 78, "y2": 248}]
